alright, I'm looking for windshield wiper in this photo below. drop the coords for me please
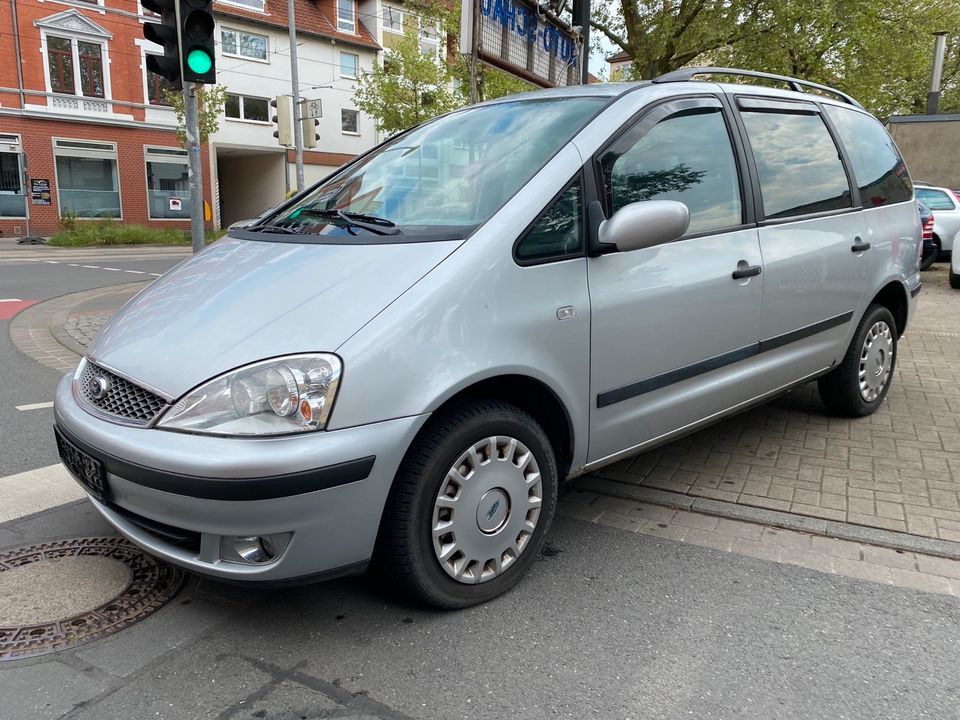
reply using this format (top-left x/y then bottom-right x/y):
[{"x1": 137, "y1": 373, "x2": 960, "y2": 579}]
[
  {"x1": 294, "y1": 209, "x2": 401, "y2": 236},
  {"x1": 247, "y1": 224, "x2": 303, "y2": 235}
]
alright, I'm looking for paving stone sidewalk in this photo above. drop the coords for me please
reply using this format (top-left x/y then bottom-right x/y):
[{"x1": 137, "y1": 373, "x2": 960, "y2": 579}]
[{"x1": 581, "y1": 265, "x2": 960, "y2": 543}]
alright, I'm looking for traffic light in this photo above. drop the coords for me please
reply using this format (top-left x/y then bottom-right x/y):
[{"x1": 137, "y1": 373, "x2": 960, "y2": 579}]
[
  {"x1": 272, "y1": 95, "x2": 293, "y2": 147},
  {"x1": 143, "y1": 0, "x2": 182, "y2": 89},
  {"x1": 299, "y1": 100, "x2": 320, "y2": 149},
  {"x1": 179, "y1": 0, "x2": 216, "y2": 84}
]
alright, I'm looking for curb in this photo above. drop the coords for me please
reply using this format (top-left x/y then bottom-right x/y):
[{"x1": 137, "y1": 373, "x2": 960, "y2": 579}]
[{"x1": 576, "y1": 476, "x2": 960, "y2": 562}]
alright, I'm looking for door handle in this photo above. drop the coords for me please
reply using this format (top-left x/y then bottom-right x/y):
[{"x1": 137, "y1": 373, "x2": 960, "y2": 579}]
[
  {"x1": 851, "y1": 238, "x2": 871, "y2": 252},
  {"x1": 732, "y1": 262, "x2": 762, "y2": 279}
]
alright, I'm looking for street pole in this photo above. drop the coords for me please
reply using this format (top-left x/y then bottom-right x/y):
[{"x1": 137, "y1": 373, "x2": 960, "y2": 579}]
[
  {"x1": 927, "y1": 32, "x2": 948, "y2": 115},
  {"x1": 183, "y1": 82, "x2": 205, "y2": 253},
  {"x1": 288, "y1": 0, "x2": 304, "y2": 192}
]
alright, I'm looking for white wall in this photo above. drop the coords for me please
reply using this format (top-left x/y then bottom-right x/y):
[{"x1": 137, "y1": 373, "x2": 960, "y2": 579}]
[{"x1": 211, "y1": 16, "x2": 379, "y2": 157}]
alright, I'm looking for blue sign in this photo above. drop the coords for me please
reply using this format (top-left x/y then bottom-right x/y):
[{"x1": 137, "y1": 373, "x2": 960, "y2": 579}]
[{"x1": 479, "y1": 0, "x2": 578, "y2": 67}]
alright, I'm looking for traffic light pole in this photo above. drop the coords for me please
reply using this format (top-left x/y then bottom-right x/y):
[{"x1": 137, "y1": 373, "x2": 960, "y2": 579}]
[
  {"x1": 183, "y1": 82, "x2": 205, "y2": 253},
  {"x1": 287, "y1": 0, "x2": 304, "y2": 192}
]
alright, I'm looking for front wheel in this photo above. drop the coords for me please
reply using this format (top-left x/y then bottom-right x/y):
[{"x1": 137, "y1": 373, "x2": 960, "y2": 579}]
[
  {"x1": 818, "y1": 304, "x2": 897, "y2": 417},
  {"x1": 377, "y1": 400, "x2": 558, "y2": 609}
]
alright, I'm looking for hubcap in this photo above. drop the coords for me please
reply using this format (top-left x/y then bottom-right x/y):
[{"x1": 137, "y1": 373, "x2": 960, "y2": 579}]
[
  {"x1": 432, "y1": 436, "x2": 543, "y2": 584},
  {"x1": 858, "y1": 320, "x2": 893, "y2": 403}
]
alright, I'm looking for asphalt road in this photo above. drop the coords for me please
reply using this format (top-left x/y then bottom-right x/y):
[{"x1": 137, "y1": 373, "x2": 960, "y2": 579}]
[
  {"x1": 2, "y1": 508, "x2": 959, "y2": 720},
  {"x1": 0, "y1": 249, "x2": 185, "y2": 476}
]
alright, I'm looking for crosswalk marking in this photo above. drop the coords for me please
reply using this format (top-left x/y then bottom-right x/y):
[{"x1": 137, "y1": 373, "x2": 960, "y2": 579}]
[{"x1": 0, "y1": 464, "x2": 85, "y2": 523}]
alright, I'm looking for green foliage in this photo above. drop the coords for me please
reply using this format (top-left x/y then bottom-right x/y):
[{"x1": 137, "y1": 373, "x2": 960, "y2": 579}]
[
  {"x1": 161, "y1": 84, "x2": 228, "y2": 145},
  {"x1": 591, "y1": 0, "x2": 960, "y2": 117},
  {"x1": 354, "y1": 30, "x2": 459, "y2": 134},
  {"x1": 49, "y1": 219, "x2": 228, "y2": 247},
  {"x1": 354, "y1": 0, "x2": 533, "y2": 134}
]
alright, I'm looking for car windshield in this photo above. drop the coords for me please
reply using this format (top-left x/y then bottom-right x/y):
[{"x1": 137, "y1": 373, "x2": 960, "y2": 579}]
[{"x1": 260, "y1": 97, "x2": 606, "y2": 239}]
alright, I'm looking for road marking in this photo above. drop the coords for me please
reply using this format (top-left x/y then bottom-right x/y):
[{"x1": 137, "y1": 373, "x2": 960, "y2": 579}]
[
  {"x1": 44, "y1": 260, "x2": 59, "y2": 264},
  {"x1": 80, "y1": 265, "x2": 99, "y2": 269},
  {"x1": 16, "y1": 402, "x2": 54, "y2": 411},
  {"x1": 0, "y1": 299, "x2": 37, "y2": 321},
  {"x1": 125, "y1": 270, "x2": 145, "y2": 274},
  {"x1": 0, "y1": 464, "x2": 85, "y2": 523},
  {"x1": 148, "y1": 273, "x2": 162, "y2": 277}
]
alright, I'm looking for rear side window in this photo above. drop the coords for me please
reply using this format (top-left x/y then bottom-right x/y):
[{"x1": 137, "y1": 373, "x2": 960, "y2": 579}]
[
  {"x1": 600, "y1": 107, "x2": 742, "y2": 235},
  {"x1": 741, "y1": 111, "x2": 851, "y2": 219},
  {"x1": 824, "y1": 105, "x2": 912, "y2": 207},
  {"x1": 916, "y1": 188, "x2": 957, "y2": 211}
]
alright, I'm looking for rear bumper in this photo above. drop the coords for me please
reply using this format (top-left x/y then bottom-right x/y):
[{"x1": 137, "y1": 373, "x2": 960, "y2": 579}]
[{"x1": 54, "y1": 373, "x2": 429, "y2": 582}]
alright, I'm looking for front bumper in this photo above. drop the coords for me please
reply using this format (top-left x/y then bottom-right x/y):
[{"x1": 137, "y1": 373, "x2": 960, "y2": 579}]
[{"x1": 54, "y1": 373, "x2": 428, "y2": 582}]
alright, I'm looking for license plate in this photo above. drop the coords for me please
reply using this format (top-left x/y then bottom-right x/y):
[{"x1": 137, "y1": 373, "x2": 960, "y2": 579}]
[{"x1": 54, "y1": 427, "x2": 108, "y2": 503}]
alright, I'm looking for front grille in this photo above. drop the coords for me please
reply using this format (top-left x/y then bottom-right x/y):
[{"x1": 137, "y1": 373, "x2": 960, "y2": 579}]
[{"x1": 77, "y1": 360, "x2": 166, "y2": 425}]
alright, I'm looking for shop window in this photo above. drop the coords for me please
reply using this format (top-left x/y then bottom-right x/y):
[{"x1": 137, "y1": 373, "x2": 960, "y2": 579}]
[
  {"x1": 0, "y1": 136, "x2": 26, "y2": 218},
  {"x1": 53, "y1": 139, "x2": 120, "y2": 218},
  {"x1": 145, "y1": 148, "x2": 190, "y2": 219}
]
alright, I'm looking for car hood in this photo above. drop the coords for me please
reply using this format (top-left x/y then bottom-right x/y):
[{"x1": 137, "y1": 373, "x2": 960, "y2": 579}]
[{"x1": 88, "y1": 237, "x2": 460, "y2": 399}]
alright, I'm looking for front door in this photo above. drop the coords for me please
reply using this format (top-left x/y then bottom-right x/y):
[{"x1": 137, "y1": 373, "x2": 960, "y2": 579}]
[{"x1": 587, "y1": 97, "x2": 764, "y2": 464}]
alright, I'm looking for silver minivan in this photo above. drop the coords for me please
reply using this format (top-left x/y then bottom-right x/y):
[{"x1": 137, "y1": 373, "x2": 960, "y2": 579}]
[{"x1": 54, "y1": 69, "x2": 922, "y2": 608}]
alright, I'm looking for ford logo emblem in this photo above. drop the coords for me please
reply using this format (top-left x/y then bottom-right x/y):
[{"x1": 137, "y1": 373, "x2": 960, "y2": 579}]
[{"x1": 88, "y1": 374, "x2": 110, "y2": 401}]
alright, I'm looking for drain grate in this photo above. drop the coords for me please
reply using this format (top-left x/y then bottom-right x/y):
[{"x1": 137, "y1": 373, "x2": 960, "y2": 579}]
[{"x1": 0, "y1": 537, "x2": 185, "y2": 661}]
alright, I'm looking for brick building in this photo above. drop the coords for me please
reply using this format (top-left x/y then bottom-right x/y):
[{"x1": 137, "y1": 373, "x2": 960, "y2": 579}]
[{"x1": 0, "y1": 0, "x2": 382, "y2": 237}]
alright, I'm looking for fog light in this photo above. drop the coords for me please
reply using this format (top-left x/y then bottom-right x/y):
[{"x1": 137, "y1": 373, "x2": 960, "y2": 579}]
[{"x1": 220, "y1": 533, "x2": 292, "y2": 565}]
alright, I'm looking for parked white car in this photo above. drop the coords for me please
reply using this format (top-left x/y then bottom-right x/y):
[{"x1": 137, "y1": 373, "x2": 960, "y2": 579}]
[{"x1": 915, "y1": 184, "x2": 960, "y2": 261}]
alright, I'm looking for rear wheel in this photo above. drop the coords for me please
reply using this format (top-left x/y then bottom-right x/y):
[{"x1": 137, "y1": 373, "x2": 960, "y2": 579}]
[
  {"x1": 950, "y1": 267, "x2": 960, "y2": 289},
  {"x1": 920, "y1": 242, "x2": 937, "y2": 270},
  {"x1": 377, "y1": 400, "x2": 558, "y2": 609},
  {"x1": 818, "y1": 304, "x2": 897, "y2": 417}
]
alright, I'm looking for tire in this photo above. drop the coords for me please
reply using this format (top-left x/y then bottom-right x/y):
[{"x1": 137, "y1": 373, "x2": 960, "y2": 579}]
[
  {"x1": 950, "y1": 268, "x2": 960, "y2": 289},
  {"x1": 919, "y1": 244, "x2": 936, "y2": 271},
  {"x1": 818, "y1": 304, "x2": 897, "y2": 417},
  {"x1": 376, "y1": 399, "x2": 558, "y2": 609}
]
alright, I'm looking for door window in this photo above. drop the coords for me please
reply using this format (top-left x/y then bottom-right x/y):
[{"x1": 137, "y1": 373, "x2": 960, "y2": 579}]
[
  {"x1": 824, "y1": 105, "x2": 911, "y2": 207},
  {"x1": 515, "y1": 180, "x2": 582, "y2": 263},
  {"x1": 600, "y1": 105, "x2": 742, "y2": 235},
  {"x1": 741, "y1": 110, "x2": 851, "y2": 219}
]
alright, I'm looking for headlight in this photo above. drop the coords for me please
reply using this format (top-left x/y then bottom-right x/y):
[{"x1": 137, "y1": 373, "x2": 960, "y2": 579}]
[{"x1": 156, "y1": 354, "x2": 341, "y2": 436}]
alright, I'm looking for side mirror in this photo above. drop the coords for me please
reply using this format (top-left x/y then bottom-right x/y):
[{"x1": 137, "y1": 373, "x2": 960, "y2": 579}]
[{"x1": 598, "y1": 201, "x2": 690, "y2": 253}]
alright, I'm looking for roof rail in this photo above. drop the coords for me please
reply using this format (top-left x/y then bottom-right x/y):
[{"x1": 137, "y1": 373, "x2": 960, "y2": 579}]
[{"x1": 652, "y1": 67, "x2": 864, "y2": 109}]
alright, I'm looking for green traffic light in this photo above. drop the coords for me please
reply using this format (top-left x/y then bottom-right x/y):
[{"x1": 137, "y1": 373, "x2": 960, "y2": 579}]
[{"x1": 186, "y1": 49, "x2": 213, "y2": 75}]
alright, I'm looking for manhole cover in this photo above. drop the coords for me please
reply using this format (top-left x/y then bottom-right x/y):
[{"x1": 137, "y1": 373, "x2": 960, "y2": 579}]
[{"x1": 0, "y1": 537, "x2": 185, "y2": 661}]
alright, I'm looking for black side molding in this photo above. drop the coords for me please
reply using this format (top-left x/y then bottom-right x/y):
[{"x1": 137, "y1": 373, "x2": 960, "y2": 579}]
[
  {"x1": 911, "y1": 285, "x2": 922, "y2": 298},
  {"x1": 597, "y1": 311, "x2": 854, "y2": 408},
  {"x1": 55, "y1": 424, "x2": 375, "y2": 501}
]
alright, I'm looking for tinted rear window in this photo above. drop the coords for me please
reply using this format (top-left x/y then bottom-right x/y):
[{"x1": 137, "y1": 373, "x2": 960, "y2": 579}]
[
  {"x1": 741, "y1": 111, "x2": 851, "y2": 219},
  {"x1": 824, "y1": 105, "x2": 912, "y2": 207},
  {"x1": 916, "y1": 188, "x2": 956, "y2": 211}
]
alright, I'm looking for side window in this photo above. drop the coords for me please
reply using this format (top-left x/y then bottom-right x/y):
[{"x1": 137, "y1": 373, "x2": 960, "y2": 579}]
[
  {"x1": 916, "y1": 188, "x2": 956, "y2": 211},
  {"x1": 600, "y1": 107, "x2": 742, "y2": 235},
  {"x1": 824, "y1": 105, "x2": 912, "y2": 207},
  {"x1": 515, "y1": 180, "x2": 582, "y2": 263},
  {"x1": 741, "y1": 110, "x2": 851, "y2": 219}
]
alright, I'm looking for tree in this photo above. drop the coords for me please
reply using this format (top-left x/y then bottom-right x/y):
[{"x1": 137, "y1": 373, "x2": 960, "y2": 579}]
[
  {"x1": 161, "y1": 85, "x2": 228, "y2": 145},
  {"x1": 355, "y1": 0, "x2": 533, "y2": 134},
  {"x1": 355, "y1": 30, "x2": 460, "y2": 134}
]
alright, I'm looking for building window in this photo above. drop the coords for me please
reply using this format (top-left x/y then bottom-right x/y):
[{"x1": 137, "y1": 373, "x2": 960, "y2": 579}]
[
  {"x1": 47, "y1": 36, "x2": 75, "y2": 94},
  {"x1": 383, "y1": 5, "x2": 403, "y2": 33},
  {"x1": 340, "y1": 52, "x2": 358, "y2": 79},
  {"x1": 47, "y1": 36, "x2": 105, "y2": 98},
  {"x1": 420, "y1": 24, "x2": 440, "y2": 56},
  {"x1": 337, "y1": 0, "x2": 355, "y2": 32},
  {"x1": 0, "y1": 136, "x2": 26, "y2": 219},
  {"x1": 145, "y1": 147, "x2": 190, "y2": 219},
  {"x1": 218, "y1": 0, "x2": 264, "y2": 11},
  {"x1": 225, "y1": 93, "x2": 269, "y2": 122},
  {"x1": 341, "y1": 109, "x2": 359, "y2": 134},
  {"x1": 221, "y1": 28, "x2": 268, "y2": 61},
  {"x1": 53, "y1": 139, "x2": 120, "y2": 218},
  {"x1": 146, "y1": 56, "x2": 177, "y2": 106}
]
